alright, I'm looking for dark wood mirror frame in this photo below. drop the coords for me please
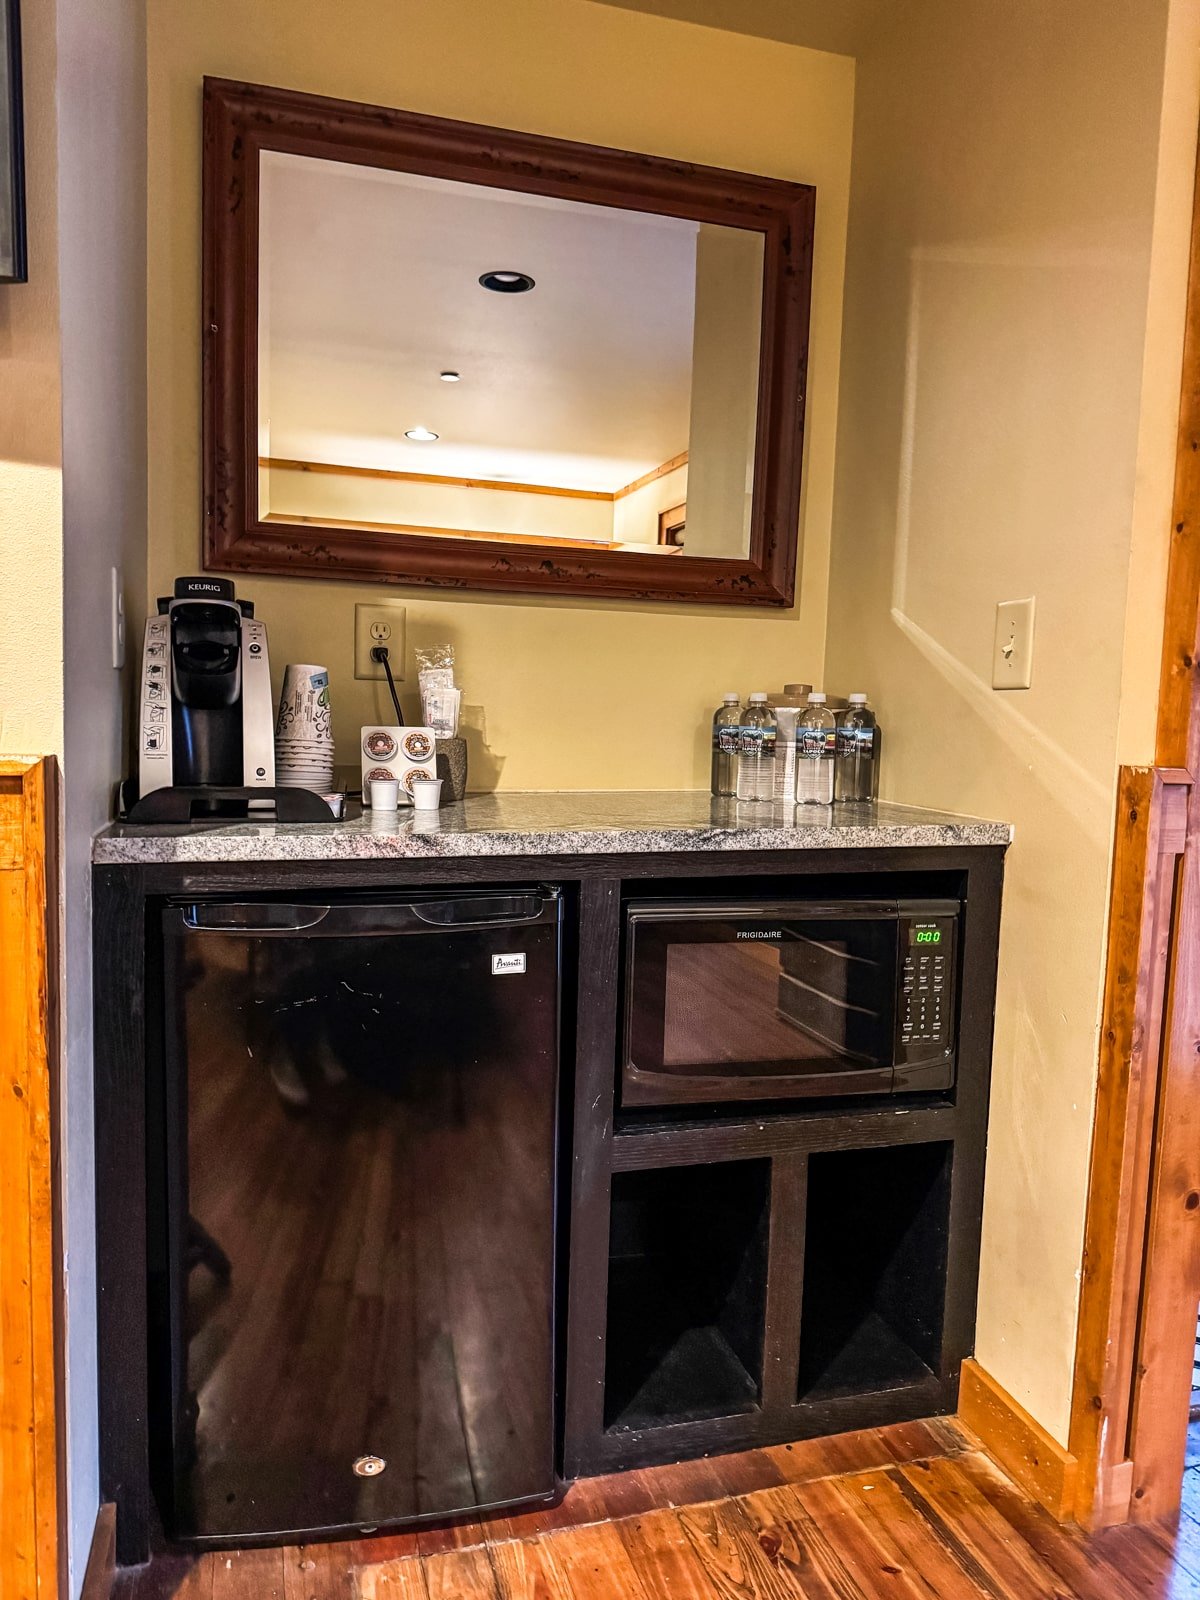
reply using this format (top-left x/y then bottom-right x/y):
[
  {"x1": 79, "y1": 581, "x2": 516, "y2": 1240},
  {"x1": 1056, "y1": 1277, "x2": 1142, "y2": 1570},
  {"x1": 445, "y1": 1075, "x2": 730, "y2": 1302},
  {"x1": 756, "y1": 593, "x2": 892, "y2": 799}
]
[{"x1": 203, "y1": 77, "x2": 816, "y2": 607}]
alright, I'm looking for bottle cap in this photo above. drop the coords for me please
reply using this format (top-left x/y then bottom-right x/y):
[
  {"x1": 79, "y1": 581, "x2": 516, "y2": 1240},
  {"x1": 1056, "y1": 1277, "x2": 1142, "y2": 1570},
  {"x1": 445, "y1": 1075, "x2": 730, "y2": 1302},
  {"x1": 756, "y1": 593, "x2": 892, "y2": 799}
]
[
  {"x1": 723, "y1": 692, "x2": 739, "y2": 703},
  {"x1": 849, "y1": 692, "x2": 868, "y2": 704},
  {"x1": 807, "y1": 692, "x2": 827, "y2": 703},
  {"x1": 749, "y1": 692, "x2": 768, "y2": 703}
]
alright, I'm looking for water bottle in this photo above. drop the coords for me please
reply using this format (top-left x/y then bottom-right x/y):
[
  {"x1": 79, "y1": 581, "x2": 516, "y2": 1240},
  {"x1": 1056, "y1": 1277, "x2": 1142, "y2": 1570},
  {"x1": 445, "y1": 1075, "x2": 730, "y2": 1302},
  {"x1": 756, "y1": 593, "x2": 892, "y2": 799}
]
[
  {"x1": 735, "y1": 694, "x2": 777, "y2": 802},
  {"x1": 711, "y1": 693, "x2": 742, "y2": 798},
  {"x1": 835, "y1": 692, "x2": 879, "y2": 802},
  {"x1": 795, "y1": 693, "x2": 836, "y2": 805}
]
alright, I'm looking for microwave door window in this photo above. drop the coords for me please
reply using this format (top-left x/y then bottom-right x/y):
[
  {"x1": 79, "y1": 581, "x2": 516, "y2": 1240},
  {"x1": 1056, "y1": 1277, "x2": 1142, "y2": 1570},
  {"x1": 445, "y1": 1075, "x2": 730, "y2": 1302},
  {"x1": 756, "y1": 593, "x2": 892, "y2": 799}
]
[{"x1": 658, "y1": 921, "x2": 895, "y2": 1077}]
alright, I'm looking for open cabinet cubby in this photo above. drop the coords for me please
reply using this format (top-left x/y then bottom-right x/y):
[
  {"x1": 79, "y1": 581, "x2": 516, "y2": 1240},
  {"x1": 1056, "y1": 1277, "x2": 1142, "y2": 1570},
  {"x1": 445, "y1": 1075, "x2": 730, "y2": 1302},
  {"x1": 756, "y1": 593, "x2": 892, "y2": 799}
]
[
  {"x1": 603, "y1": 1159, "x2": 770, "y2": 1432},
  {"x1": 797, "y1": 1141, "x2": 952, "y2": 1402}
]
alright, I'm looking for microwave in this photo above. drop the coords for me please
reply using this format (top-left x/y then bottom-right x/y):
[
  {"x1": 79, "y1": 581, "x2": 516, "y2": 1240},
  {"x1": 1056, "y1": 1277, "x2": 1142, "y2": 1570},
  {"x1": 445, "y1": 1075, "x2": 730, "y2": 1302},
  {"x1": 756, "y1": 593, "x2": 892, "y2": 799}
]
[{"x1": 621, "y1": 898, "x2": 959, "y2": 1108}]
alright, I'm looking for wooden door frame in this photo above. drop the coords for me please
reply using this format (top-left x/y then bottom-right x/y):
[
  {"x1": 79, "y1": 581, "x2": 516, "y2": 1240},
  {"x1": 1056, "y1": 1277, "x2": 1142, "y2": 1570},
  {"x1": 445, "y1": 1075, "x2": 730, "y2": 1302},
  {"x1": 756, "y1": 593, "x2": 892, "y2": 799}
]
[
  {"x1": 0, "y1": 756, "x2": 63, "y2": 1598},
  {"x1": 1068, "y1": 128, "x2": 1200, "y2": 1528}
]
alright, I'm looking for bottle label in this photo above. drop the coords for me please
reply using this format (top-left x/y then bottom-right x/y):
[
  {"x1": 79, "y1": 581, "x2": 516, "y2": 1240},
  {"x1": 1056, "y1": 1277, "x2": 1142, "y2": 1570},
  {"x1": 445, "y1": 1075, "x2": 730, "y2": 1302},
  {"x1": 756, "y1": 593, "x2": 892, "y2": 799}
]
[
  {"x1": 798, "y1": 727, "x2": 835, "y2": 758},
  {"x1": 739, "y1": 727, "x2": 776, "y2": 756},
  {"x1": 836, "y1": 726, "x2": 875, "y2": 758},
  {"x1": 718, "y1": 727, "x2": 741, "y2": 755}
]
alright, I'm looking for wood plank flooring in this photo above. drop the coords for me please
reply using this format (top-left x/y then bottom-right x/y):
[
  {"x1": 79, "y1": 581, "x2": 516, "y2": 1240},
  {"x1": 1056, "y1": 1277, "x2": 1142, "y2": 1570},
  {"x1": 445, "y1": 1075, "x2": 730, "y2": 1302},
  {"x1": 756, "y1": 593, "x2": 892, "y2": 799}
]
[{"x1": 114, "y1": 1417, "x2": 1200, "y2": 1599}]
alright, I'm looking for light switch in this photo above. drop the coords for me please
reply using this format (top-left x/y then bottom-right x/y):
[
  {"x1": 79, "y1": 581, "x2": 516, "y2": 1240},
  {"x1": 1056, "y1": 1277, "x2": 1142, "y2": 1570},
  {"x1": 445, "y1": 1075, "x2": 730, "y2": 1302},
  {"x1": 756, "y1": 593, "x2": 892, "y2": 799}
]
[
  {"x1": 111, "y1": 567, "x2": 125, "y2": 670},
  {"x1": 992, "y1": 597, "x2": 1035, "y2": 689}
]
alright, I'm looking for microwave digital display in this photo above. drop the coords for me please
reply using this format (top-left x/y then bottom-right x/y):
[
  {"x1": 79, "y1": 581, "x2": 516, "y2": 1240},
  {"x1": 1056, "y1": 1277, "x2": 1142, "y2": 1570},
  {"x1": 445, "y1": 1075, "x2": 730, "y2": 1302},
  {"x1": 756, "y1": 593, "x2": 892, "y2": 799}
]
[{"x1": 912, "y1": 928, "x2": 942, "y2": 944}]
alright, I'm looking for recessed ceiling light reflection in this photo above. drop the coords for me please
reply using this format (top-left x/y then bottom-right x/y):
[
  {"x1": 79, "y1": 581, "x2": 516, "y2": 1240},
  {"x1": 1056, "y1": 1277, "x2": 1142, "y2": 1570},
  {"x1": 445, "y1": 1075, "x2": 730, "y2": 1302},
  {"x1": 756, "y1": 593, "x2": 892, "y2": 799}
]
[
  {"x1": 404, "y1": 427, "x2": 439, "y2": 442},
  {"x1": 439, "y1": 371, "x2": 461, "y2": 382}
]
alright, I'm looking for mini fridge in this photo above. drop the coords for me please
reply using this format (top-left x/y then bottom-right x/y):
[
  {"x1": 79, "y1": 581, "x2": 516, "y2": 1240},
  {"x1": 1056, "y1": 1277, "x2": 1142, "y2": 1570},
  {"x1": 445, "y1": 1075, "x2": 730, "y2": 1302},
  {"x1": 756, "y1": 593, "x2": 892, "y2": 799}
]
[{"x1": 150, "y1": 888, "x2": 561, "y2": 1545}]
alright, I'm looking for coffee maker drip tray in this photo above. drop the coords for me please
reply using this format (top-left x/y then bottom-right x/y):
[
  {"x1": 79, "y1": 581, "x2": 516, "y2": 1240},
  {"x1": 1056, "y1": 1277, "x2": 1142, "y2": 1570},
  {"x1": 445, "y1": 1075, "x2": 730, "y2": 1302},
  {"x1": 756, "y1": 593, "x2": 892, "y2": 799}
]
[{"x1": 124, "y1": 785, "x2": 335, "y2": 824}]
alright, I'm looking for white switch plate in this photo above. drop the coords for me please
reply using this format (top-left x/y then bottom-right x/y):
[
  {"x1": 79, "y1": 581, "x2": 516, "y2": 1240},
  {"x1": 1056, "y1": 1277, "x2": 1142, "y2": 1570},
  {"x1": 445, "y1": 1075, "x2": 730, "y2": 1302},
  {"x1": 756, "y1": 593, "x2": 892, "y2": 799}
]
[
  {"x1": 992, "y1": 597, "x2": 1035, "y2": 689},
  {"x1": 110, "y1": 567, "x2": 125, "y2": 670},
  {"x1": 354, "y1": 602, "x2": 407, "y2": 680}
]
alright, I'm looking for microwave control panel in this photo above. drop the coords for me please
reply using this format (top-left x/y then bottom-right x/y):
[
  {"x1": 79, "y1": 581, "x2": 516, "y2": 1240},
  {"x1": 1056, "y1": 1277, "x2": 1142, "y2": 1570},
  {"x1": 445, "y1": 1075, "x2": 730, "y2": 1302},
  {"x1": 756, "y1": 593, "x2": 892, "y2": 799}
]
[{"x1": 898, "y1": 913, "x2": 957, "y2": 1054}]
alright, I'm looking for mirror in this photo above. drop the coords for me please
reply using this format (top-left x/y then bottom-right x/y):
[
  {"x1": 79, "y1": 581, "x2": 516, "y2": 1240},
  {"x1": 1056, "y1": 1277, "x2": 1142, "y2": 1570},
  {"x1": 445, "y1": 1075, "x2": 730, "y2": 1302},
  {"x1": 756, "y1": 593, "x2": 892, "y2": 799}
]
[
  {"x1": 259, "y1": 155, "x2": 765, "y2": 561},
  {"x1": 205, "y1": 79, "x2": 815, "y2": 606}
]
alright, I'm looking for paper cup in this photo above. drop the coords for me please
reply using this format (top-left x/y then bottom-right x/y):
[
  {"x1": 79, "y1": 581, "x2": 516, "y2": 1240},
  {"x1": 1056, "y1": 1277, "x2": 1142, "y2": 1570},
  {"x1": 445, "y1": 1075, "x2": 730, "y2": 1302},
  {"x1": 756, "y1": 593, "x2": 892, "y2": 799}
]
[
  {"x1": 411, "y1": 777, "x2": 443, "y2": 812},
  {"x1": 369, "y1": 778, "x2": 400, "y2": 811},
  {"x1": 275, "y1": 665, "x2": 332, "y2": 742}
]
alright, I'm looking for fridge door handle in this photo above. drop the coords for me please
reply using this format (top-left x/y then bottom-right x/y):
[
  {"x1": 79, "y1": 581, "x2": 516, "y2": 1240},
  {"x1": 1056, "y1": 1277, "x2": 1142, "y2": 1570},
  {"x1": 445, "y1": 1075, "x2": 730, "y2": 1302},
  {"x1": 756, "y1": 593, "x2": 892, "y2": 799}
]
[
  {"x1": 408, "y1": 894, "x2": 551, "y2": 928},
  {"x1": 181, "y1": 903, "x2": 332, "y2": 932},
  {"x1": 175, "y1": 893, "x2": 557, "y2": 936}
]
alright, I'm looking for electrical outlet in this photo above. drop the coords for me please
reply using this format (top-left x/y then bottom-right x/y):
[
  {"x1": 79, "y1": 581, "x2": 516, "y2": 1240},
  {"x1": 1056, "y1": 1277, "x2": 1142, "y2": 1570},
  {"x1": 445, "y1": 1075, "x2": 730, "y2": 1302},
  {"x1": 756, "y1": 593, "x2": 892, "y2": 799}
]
[
  {"x1": 992, "y1": 597, "x2": 1035, "y2": 689},
  {"x1": 354, "y1": 602, "x2": 407, "y2": 680},
  {"x1": 111, "y1": 567, "x2": 125, "y2": 669}
]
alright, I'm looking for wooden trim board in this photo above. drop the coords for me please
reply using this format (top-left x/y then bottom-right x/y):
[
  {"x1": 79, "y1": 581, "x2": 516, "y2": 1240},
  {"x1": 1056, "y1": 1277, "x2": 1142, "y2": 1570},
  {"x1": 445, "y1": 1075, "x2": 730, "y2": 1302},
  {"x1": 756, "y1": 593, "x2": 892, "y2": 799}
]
[
  {"x1": 260, "y1": 455, "x2": 617, "y2": 502},
  {"x1": 260, "y1": 451, "x2": 688, "y2": 505},
  {"x1": 1115, "y1": 85, "x2": 1200, "y2": 1525},
  {"x1": 613, "y1": 450, "x2": 689, "y2": 500},
  {"x1": 1125, "y1": 806, "x2": 1200, "y2": 1521},
  {"x1": 1157, "y1": 122, "x2": 1200, "y2": 777},
  {"x1": 1068, "y1": 767, "x2": 1188, "y2": 1525},
  {"x1": 0, "y1": 756, "x2": 62, "y2": 1600},
  {"x1": 1069, "y1": 102, "x2": 1200, "y2": 1529},
  {"x1": 959, "y1": 1358, "x2": 1079, "y2": 1521},
  {"x1": 262, "y1": 510, "x2": 623, "y2": 550}
]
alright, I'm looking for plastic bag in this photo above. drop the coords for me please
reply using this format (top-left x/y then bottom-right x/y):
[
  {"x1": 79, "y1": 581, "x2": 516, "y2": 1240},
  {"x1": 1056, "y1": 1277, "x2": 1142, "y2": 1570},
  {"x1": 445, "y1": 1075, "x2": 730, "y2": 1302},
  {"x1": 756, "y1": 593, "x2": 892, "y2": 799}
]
[{"x1": 416, "y1": 644, "x2": 461, "y2": 738}]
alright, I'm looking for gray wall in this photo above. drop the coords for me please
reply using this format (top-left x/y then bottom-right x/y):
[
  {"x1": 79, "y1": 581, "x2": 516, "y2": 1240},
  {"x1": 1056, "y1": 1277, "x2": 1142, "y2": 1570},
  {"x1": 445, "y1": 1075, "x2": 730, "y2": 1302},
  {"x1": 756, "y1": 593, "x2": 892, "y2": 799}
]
[{"x1": 56, "y1": 0, "x2": 147, "y2": 1588}]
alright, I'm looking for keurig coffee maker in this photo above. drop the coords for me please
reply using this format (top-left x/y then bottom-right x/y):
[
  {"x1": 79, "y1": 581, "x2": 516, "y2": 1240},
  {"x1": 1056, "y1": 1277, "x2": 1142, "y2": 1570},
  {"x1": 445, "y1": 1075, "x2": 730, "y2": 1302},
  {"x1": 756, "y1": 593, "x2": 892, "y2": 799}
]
[{"x1": 123, "y1": 577, "x2": 331, "y2": 822}]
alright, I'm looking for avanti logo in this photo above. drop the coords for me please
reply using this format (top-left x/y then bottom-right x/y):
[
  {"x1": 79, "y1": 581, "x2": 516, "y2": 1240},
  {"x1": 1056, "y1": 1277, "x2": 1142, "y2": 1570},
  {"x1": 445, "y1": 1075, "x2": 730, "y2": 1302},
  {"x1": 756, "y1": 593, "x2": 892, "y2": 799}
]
[{"x1": 491, "y1": 953, "x2": 527, "y2": 975}]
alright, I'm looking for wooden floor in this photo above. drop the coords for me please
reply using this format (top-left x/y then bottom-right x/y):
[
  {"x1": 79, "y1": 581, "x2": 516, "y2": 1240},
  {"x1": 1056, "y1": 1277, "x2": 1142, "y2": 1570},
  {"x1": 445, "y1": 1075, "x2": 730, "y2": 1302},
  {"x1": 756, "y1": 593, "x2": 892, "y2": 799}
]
[{"x1": 115, "y1": 1416, "x2": 1200, "y2": 1599}]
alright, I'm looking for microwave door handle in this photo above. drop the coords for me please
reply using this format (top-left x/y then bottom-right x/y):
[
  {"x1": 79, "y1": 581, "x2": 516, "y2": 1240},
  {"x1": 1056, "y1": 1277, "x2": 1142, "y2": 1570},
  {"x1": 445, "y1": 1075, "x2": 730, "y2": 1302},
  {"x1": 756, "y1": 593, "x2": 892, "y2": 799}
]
[
  {"x1": 622, "y1": 1064, "x2": 896, "y2": 1107},
  {"x1": 627, "y1": 900, "x2": 901, "y2": 922}
]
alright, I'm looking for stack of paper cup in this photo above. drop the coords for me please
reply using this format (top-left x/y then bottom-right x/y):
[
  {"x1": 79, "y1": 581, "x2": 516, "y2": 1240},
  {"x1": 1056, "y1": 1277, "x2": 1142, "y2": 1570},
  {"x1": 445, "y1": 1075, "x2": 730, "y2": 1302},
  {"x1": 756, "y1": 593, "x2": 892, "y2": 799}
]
[{"x1": 275, "y1": 664, "x2": 334, "y2": 790}]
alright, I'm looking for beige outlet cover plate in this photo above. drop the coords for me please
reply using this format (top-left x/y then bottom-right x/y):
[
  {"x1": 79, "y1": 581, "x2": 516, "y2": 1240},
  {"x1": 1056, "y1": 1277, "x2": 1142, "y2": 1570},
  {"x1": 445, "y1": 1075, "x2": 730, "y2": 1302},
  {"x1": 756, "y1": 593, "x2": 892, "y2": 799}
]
[
  {"x1": 354, "y1": 602, "x2": 407, "y2": 680},
  {"x1": 992, "y1": 597, "x2": 1035, "y2": 689}
]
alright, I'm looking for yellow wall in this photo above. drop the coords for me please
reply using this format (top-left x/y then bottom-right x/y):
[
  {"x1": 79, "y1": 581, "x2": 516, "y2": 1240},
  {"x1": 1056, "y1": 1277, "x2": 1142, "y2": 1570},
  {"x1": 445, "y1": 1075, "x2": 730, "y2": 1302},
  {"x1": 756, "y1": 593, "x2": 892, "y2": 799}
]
[
  {"x1": 145, "y1": 0, "x2": 854, "y2": 786},
  {"x1": 685, "y1": 223, "x2": 762, "y2": 557},
  {"x1": 611, "y1": 463, "x2": 690, "y2": 547},
  {"x1": 145, "y1": 0, "x2": 1199, "y2": 1455},
  {"x1": 824, "y1": 0, "x2": 1198, "y2": 1442}
]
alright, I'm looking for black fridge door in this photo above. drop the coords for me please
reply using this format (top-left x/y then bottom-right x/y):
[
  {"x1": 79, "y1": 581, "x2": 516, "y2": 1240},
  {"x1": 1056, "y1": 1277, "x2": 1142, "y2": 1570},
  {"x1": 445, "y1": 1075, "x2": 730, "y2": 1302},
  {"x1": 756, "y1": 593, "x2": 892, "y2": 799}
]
[
  {"x1": 153, "y1": 889, "x2": 561, "y2": 1544},
  {"x1": 622, "y1": 900, "x2": 900, "y2": 1107}
]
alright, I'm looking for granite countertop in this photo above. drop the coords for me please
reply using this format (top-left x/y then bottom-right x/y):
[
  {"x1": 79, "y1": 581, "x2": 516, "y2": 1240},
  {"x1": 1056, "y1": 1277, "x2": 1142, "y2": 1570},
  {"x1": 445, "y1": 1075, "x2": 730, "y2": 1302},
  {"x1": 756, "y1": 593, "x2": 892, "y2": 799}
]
[{"x1": 93, "y1": 791, "x2": 1012, "y2": 864}]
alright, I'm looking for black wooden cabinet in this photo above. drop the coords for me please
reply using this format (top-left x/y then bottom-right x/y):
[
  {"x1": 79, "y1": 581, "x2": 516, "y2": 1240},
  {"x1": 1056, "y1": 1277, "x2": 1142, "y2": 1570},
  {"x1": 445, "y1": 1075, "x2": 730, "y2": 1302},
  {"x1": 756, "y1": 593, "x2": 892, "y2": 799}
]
[{"x1": 94, "y1": 842, "x2": 1004, "y2": 1565}]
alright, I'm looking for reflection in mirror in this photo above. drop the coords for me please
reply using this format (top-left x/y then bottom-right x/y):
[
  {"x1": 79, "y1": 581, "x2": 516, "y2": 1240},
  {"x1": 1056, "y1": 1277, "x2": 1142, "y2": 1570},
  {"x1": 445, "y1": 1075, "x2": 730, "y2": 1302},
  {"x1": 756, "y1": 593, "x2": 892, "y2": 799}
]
[{"x1": 257, "y1": 153, "x2": 765, "y2": 560}]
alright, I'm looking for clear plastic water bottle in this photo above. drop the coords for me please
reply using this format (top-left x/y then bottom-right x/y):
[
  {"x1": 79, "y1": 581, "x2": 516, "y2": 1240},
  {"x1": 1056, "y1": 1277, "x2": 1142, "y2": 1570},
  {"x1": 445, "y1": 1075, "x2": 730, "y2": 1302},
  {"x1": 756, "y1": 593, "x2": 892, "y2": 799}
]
[
  {"x1": 795, "y1": 692, "x2": 836, "y2": 805},
  {"x1": 835, "y1": 692, "x2": 879, "y2": 803},
  {"x1": 735, "y1": 693, "x2": 777, "y2": 802},
  {"x1": 711, "y1": 693, "x2": 742, "y2": 797}
]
